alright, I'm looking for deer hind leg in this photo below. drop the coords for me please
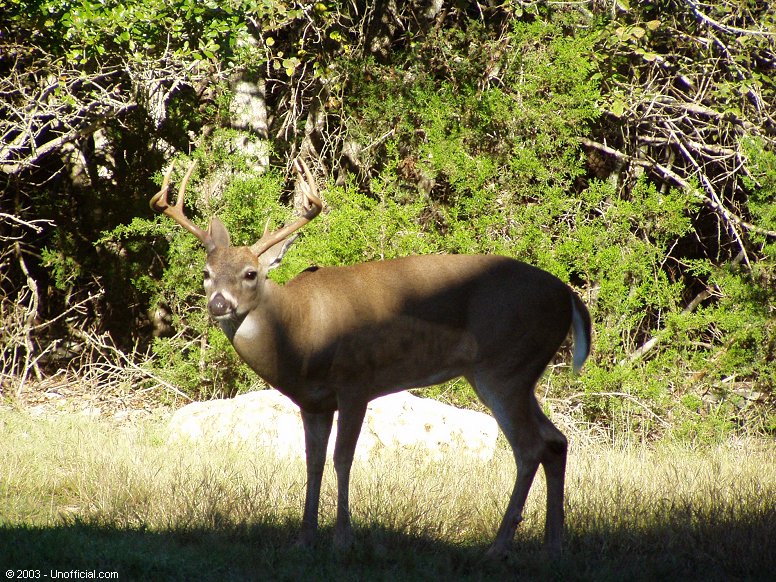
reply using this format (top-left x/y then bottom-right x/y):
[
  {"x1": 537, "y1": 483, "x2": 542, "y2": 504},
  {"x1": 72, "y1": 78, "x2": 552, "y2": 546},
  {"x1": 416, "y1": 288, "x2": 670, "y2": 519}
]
[
  {"x1": 298, "y1": 409, "x2": 334, "y2": 548},
  {"x1": 534, "y1": 396, "x2": 567, "y2": 555},
  {"x1": 469, "y1": 370, "x2": 567, "y2": 559},
  {"x1": 331, "y1": 398, "x2": 368, "y2": 550}
]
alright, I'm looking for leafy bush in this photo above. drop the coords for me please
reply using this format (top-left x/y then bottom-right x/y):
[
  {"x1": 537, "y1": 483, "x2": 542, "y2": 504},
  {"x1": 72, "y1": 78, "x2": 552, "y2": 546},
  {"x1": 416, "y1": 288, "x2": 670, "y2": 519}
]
[{"x1": 6, "y1": 2, "x2": 774, "y2": 440}]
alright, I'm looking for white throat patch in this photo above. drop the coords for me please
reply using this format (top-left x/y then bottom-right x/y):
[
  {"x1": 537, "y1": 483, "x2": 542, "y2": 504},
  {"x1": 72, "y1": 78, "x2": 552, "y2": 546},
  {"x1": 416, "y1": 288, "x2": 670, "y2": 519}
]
[{"x1": 233, "y1": 313, "x2": 261, "y2": 342}]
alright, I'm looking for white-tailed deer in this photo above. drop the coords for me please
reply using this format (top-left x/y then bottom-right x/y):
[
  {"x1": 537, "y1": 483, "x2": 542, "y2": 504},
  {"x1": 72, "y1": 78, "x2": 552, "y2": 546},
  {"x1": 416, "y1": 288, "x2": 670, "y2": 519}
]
[{"x1": 150, "y1": 158, "x2": 591, "y2": 558}]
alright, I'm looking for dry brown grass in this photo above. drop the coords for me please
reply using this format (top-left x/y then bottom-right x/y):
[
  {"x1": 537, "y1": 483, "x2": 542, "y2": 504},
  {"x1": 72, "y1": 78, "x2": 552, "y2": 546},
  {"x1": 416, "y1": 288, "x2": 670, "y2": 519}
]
[{"x1": 1, "y1": 406, "x2": 774, "y2": 580}]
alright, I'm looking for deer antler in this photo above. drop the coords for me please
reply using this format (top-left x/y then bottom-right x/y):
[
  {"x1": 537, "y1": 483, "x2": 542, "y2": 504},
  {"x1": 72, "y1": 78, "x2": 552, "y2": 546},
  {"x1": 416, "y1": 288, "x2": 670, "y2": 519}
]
[
  {"x1": 250, "y1": 158, "x2": 323, "y2": 256},
  {"x1": 149, "y1": 160, "x2": 215, "y2": 252}
]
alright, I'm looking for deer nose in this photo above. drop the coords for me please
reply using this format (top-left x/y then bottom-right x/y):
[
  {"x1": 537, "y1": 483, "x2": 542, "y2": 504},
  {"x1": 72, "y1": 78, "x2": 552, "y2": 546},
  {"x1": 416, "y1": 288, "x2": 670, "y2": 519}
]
[{"x1": 208, "y1": 293, "x2": 232, "y2": 317}]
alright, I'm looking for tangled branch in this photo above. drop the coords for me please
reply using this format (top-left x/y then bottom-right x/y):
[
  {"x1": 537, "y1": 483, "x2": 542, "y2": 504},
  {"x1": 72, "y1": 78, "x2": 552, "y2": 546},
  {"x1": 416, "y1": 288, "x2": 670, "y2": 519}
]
[
  {"x1": 594, "y1": 0, "x2": 776, "y2": 259},
  {"x1": 0, "y1": 44, "x2": 134, "y2": 174}
]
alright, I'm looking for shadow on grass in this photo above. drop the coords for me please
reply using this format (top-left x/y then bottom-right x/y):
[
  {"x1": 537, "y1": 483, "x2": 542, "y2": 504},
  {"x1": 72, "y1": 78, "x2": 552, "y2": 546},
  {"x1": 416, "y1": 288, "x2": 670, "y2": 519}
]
[
  {"x1": 1, "y1": 514, "x2": 774, "y2": 582},
  {"x1": 0, "y1": 520, "x2": 493, "y2": 582}
]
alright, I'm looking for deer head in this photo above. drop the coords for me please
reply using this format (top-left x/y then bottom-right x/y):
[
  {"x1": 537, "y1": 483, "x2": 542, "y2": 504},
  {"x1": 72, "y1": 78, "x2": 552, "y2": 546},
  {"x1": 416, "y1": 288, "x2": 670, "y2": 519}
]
[{"x1": 149, "y1": 158, "x2": 322, "y2": 324}]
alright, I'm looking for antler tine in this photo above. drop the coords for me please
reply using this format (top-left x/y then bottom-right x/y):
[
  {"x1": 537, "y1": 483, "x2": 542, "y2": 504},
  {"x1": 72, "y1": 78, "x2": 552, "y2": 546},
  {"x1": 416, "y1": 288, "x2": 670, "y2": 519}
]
[
  {"x1": 149, "y1": 159, "x2": 214, "y2": 251},
  {"x1": 176, "y1": 158, "x2": 198, "y2": 210},
  {"x1": 293, "y1": 158, "x2": 323, "y2": 218},
  {"x1": 149, "y1": 162, "x2": 176, "y2": 213},
  {"x1": 250, "y1": 158, "x2": 323, "y2": 256}
]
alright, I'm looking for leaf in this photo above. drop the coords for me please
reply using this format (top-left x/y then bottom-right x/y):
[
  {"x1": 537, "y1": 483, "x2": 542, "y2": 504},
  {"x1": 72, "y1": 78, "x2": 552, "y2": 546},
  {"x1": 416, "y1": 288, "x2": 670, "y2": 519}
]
[{"x1": 646, "y1": 19, "x2": 661, "y2": 31}]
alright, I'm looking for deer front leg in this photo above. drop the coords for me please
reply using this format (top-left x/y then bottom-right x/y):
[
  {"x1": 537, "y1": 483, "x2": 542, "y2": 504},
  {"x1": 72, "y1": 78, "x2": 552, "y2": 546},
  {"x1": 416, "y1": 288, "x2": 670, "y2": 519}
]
[
  {"x1": 298, "y1": 409, "x2": 334, "y2": 548},
  {"x1": 332, "y1": 399, "x2": 368, "y2": 550}
]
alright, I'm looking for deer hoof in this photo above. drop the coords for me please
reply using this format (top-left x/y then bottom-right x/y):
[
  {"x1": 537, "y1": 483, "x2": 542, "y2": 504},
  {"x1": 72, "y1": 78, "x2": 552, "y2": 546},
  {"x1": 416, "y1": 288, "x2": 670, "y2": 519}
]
[
  {"x1": 484, "y1": 543, "x2": 510, "y2": 561},
  {"x1": 293, "y1": 531, "x2": 317, "y2": 550},
  {"x1": 334, "y1": 527, "x2": 355, "y2": 552}
]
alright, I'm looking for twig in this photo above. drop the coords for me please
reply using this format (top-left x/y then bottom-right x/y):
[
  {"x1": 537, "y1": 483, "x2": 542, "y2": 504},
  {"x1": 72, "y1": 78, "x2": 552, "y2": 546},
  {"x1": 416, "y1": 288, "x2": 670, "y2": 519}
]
[
  {"x1": 14, "y1": 242, "x2": 41, "y2": 395},
  {"x1": 683, "y1": 0, "x2": 776, "y2": 37},
  {"x1": 667, "y1": 123, "x2": 751, "y2": 266},
  {"x1": 624, "y1": 287, "x2": 714, "y2": 364},
  {"x1": 567, "y1": 391, "x2": 671, "y2": 428},
  {"x1": 0, "y1": 213, "x2": 54, "y2": 233},
  {"x1": 77, "y1": 330, "x2": 193, "y2": 403}
]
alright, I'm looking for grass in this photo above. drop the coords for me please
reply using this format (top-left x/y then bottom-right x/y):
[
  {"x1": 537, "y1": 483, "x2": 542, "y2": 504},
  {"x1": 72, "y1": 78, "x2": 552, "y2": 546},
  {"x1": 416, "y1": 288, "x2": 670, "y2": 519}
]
[{"x1": 1, "y1": 408, "x2": 774, "y2": 581}]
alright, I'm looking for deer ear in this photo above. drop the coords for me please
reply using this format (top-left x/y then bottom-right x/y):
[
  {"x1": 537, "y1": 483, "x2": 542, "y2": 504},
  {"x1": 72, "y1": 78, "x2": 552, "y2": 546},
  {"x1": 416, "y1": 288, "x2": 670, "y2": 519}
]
[
  {"x1": 208, "y1": 217, "x2": 231, "y2": 248},
  {"x1": 258, "y1": 234, "x2": 298, "y2": 270}
]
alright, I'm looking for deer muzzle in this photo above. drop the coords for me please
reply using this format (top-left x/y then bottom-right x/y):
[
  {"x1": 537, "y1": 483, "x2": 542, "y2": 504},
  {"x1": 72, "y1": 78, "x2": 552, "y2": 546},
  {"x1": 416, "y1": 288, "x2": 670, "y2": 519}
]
[{"x1": 208, "y1": 293, "x2": 233, "y2": 319}]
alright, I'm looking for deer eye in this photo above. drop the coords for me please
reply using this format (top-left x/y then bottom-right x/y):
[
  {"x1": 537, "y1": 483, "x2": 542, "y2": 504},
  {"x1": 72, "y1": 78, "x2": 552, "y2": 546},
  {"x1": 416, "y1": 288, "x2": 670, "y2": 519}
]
[
  {"x1": 244, "y1": 270, "x2": 258, "y2": 281},
  {"x1": 203, "y1": 269, "x2": 210, "y2": 280}
]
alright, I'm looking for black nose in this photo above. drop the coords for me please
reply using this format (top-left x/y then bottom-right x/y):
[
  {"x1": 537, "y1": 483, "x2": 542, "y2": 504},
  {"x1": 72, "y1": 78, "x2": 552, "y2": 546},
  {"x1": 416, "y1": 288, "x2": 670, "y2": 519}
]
[{"x1": 208, "y1": 293, "x2": 231, "y2": 317}]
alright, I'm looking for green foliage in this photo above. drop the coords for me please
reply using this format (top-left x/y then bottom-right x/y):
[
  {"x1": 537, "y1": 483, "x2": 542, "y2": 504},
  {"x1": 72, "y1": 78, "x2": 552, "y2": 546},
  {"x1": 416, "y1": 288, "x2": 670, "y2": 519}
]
[
  {"x1": 98, "y1": 10, "x2": 773, "y2": 439},
  {"x1": 742, "y1": 137, "x2": 776, "y2": 256},
  {"x1": 1, "y1": 0, "x2": 345, "y2": 86},
  {"x1": 277, "y1": 179, "x2": 440, "y2": 279},
  {"x1": 4, "y1": 0, "x2": 252, "y2": 63},
  {"x1": 5, "y1": 1, "x2": 774, "y2": 440}
]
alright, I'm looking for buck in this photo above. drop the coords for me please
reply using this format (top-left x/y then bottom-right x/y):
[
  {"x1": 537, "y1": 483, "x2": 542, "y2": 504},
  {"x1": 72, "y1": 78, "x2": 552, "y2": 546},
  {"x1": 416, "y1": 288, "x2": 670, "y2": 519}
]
[{"x1": 150, "y1": 158, "x2": 591, "y2": 558}]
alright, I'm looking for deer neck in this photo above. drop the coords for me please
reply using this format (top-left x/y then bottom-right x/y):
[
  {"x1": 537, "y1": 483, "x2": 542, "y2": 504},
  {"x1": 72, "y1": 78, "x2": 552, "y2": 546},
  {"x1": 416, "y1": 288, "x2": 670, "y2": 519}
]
[{"x1": 226, "y1": 279, "x2": 304, "y2": 389}]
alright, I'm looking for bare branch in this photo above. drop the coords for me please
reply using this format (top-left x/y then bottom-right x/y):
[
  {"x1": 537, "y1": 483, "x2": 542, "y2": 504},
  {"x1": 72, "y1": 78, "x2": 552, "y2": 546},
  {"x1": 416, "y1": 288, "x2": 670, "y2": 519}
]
[
  {"x1": 684, "y1": 0, "x2": 776, "y2": 37},
  {"x1": 0, "y1": 42, "x2": 220, "y2": 176},
  {"x1": 580, "y1": 138, "x2": 776, "y2": 241}
]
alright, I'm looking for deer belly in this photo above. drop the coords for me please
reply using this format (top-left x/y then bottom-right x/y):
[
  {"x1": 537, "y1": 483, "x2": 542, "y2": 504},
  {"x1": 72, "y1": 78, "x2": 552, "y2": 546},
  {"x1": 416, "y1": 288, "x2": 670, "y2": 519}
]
[{"x1": 327, "y1": 318, "x2": 478, "y2": 390}]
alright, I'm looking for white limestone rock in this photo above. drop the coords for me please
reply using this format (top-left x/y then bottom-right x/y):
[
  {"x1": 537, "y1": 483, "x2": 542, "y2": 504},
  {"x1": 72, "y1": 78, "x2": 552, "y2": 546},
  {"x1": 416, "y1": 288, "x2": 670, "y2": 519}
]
[{"x1": 167, "y1": 390, "x2": 498, "y2": 461}]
